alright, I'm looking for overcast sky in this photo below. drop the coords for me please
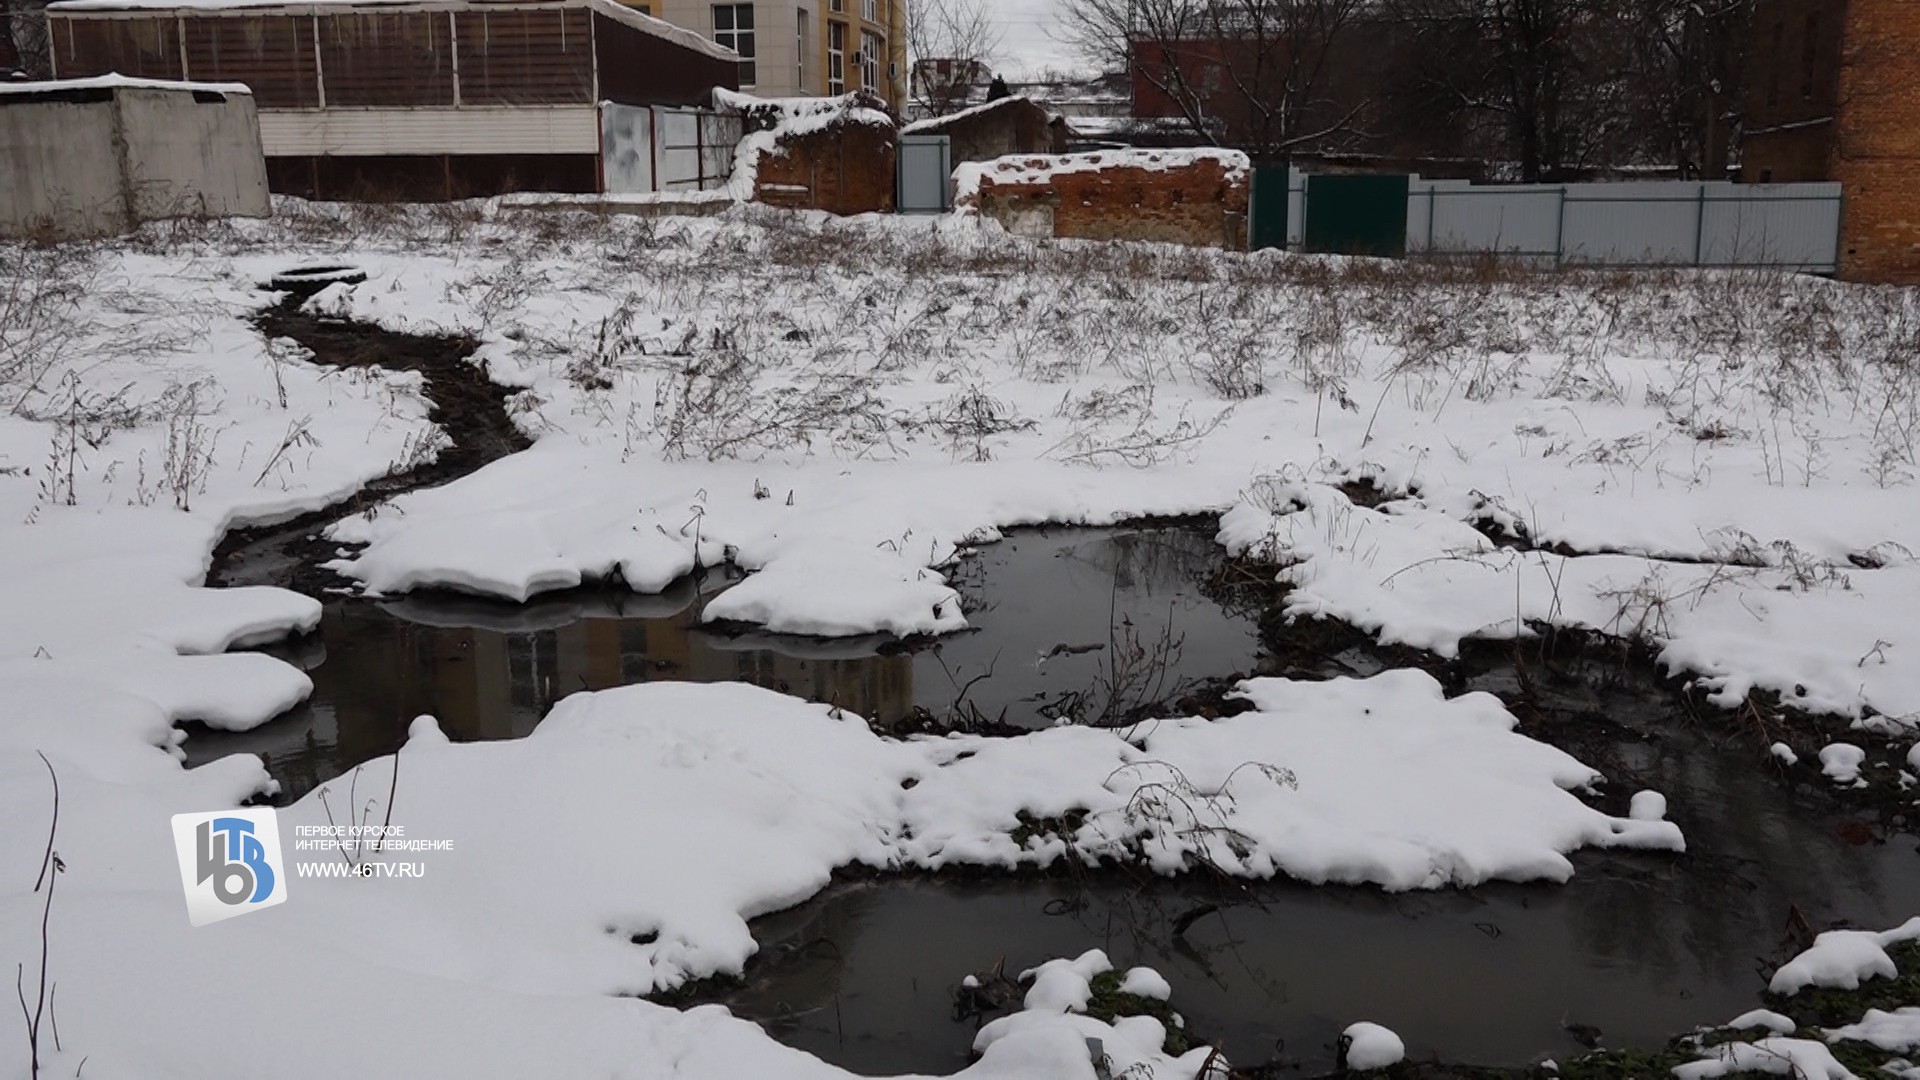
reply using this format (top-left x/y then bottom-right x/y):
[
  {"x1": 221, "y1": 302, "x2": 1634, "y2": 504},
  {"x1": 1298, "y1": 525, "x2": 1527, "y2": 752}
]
[{"x1": 980, "y1": 0, "x2": 1086, "y2": 78}]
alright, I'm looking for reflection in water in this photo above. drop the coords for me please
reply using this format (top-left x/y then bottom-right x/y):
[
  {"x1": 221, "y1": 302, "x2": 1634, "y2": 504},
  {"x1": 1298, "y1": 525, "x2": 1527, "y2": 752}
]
[
  {"x1": 186, "y1": 526, "x2": 1262, "y2": 799},
  {"x1": 186, "y1": 523, "x2": 1920, "y2": 1073}
]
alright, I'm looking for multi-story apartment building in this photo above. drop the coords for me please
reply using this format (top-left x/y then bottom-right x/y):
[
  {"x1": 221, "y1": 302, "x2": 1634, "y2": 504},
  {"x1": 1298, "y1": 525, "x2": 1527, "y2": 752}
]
[{"x1": 630, "y1": 0, "x2": 904, "y2": 108}]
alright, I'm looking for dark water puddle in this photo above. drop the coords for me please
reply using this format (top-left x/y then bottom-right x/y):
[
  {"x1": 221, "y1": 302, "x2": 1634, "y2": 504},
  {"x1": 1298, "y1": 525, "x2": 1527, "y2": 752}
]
[
  {"x1": 186, "y1": 516, "x2": 1920, "y2": 1075},
  {"x1": 679, "y1": 642, "x2": 1920, "y2": 1075},
  {"x1": 185, "y1": 525, "x2": 1264, "y2": 798}
]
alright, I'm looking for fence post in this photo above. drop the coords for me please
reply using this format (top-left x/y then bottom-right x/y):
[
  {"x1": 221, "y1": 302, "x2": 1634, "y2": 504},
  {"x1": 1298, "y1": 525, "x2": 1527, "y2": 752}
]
[
  {"x1": 1693, "y1": 182, "x2": 1707, "y2": 266},
  {"x1": 1553, "y1": 186, "x2": 1567, "y2": 267},
  {"x1": 1426, "y1": 185, "x2": 1436, "y2": 253}
]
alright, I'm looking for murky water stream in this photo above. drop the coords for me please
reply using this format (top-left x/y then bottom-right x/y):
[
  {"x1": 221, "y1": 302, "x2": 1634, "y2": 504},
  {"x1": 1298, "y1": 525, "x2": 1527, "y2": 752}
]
[
  {"x1": 190, "y1": 520, "x2": 1920, "y2": 1074},
  {"x1": 189, "y1": 525, "x2": 1261, "y2": 795}
]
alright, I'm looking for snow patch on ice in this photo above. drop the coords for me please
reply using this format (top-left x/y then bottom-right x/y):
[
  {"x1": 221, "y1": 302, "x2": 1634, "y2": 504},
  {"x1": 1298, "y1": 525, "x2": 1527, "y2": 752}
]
[
  {"x1": 1342, "y1": 1022, "x2": 1407, "y2": 1070},
  {"x1": 1771, "y1": 918, "x2": 1920, "y2": 995},
  {"x1": 1118, "y1": 967, "x2": 1173, "y2": 1001},
  {"x1": 1828, "y1": 1009, "x2": 1920, "y2": 1053},
  {"x1": 1821, "y1": 743, "x2": 1868, "y2": 784},
  {"x1": 1727, "y1": 1009, "x2": 1799, "y2": 1035},
  {"x1": 1674, "y1": 1038, "x2": 1855, "y2": 1080}
]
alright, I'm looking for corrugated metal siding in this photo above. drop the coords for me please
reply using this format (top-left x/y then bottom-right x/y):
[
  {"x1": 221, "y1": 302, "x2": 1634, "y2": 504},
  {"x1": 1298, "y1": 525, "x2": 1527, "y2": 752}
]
[
  {"x1": 259, "y1": 105, "x2": 598, "y2": 155},
  {"x1": 319, "y1": 11, "x2": 456, "y2": 107},
  {"x1": 51, "y1": 16, "x2": 183, "y2": 79},
  {"x1": 1405, "y1": 178, "x2": 1844, "y2": 272},
  {"x1": 453, "y1": 8, "x2": 592, "y2": 105},
  {"x1": 183, "y1": 15, "x2": 317, "y2": 108}
]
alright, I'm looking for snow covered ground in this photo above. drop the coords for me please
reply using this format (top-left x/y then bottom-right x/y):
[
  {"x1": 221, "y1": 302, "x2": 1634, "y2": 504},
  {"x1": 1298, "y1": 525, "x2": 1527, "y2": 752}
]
[{"x1": 2, "y1": 202, "x2": 1918, "y2": 1076}]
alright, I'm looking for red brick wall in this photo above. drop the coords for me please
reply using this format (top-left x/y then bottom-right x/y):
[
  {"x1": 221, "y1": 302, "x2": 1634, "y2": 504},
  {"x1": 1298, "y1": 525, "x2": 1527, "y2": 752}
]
[
  {"x1": 753, "y1": 121, "x2": 896, "y2": 216},
  {"x1": 1834, "y1": 0, "x2": 1920, "y2": 283},
  {"x1": 962, "y1": 153, "x2": 1249, "y2": 249}
]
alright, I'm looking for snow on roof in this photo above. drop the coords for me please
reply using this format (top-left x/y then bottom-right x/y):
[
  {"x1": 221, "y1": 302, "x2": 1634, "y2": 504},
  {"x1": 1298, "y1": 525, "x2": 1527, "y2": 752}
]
[
  {"x1": 712, "y1": 88, "x2": 894, "y2": 136},
  {"x1": 899, "y1": 95, "x2": 1048, "y2": 136},
  {"x1": 954, "y1": 146, "x2": 1249, "y2": 203},
  {"x1": 45, "y1": 0, "x2": 741, "y2": 65},
  {"x1": 0, "y1": 72, "x2": 252, "y2": 96}
]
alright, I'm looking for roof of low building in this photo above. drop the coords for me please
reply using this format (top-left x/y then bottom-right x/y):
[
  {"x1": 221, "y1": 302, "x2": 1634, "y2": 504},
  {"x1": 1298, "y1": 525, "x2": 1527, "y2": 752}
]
[
  {"x1": 899, "y1": 94, "x2": 1049, "y2": 135},
  {"x1": 45, "y1": 0, "x2": 740, "y2": 65},
  {"x1": 0, "y1": 73, "x2": 252, "y2": 96}
]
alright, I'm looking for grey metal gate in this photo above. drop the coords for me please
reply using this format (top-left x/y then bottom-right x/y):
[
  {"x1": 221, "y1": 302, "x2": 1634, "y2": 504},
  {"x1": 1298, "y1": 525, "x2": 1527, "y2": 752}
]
[{"x1": 897, "y1": 134, "x2": 952, "y2": 214}]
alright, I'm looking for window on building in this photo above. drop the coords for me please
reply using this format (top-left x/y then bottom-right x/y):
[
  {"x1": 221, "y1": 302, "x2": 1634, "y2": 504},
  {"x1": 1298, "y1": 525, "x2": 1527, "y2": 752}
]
[
  {"x1": 861, "y1": 0, "x2": 876, "y2": 22},
  {"x1": 1801, "y1": 12, "x2": 1819, "y2": 100},
  {"x1": 797, "y1": 8, "x2": 809, "y2": 89},
  {"x1": 714, "y1": 4, "x2": 756, "y2": 87},
  {"x1": 860, "y1": 29, "x2": 881, "y2": 91},
  {"x1": 828, "y1": 0, "x2": 842, "y2": 13},
  {"x1": 827, "y1": 19, "x2": 846, "y2": 94}
]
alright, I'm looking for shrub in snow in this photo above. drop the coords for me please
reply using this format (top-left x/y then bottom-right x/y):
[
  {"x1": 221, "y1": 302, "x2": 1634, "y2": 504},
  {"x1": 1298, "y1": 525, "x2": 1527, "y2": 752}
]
[{"x1": 1342, "y1": 1022, "x2": 1405, "y2": 1070}]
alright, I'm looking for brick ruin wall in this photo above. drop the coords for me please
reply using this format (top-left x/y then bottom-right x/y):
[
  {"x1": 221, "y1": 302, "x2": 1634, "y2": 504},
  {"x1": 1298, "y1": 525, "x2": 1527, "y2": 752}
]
[{"x1": 963, "y1": 155, "x2": 1249, "y2": 250}]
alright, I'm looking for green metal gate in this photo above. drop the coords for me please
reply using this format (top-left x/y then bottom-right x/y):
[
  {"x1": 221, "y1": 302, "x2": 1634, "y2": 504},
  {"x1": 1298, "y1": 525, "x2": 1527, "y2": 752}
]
[
  {"x1": 1249, "y1": 164, "x2": 1290, "y2": 252},
  {"x1": 1303, "y1": 173, "x2": 1411, "y2": 257}
]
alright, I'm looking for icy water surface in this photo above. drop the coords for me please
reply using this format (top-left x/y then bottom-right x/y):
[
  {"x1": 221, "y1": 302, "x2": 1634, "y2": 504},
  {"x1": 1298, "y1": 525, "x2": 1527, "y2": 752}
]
[
  {"x1": 702, "y1": 739, "x2": 1920, "y2": 1074},
  {"x1": 189, "y1": 525, "x2": 1261, "y2": 797},
  {"x1": 190, "y1": 522, "x2": 1920, "y2": 1074}
]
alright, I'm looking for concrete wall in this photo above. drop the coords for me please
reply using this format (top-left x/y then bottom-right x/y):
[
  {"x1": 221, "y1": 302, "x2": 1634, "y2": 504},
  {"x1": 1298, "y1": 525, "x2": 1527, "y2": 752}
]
[
  {"x1": 1, "y1": 82, "x2": 270, "y2": 239},
  {"x1": 117, "y1": 88, "x2": 272, "y2": 223},
  {"x1": 0, "y1": 92, "x2": 127, "y2": 236}
]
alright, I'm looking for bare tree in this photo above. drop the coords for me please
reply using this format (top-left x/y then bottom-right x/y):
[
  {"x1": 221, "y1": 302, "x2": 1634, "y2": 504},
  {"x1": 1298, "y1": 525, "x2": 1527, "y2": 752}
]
[
  {"x1": 3, "y1": 0, "x2": 49, "y2": 77},
  {"x1": 1384, "y1": 0, "x2": 1643, "y2": 181},
  {"x1": 907, "y1": 0, "x2": 1002, "y2": 116},
  {"x1": 1064, "y1": 0, "x2": 1370, "y2": 160},
  {"x1": 1618, "y1": 0, "x2": 1753, "y2": 177}
]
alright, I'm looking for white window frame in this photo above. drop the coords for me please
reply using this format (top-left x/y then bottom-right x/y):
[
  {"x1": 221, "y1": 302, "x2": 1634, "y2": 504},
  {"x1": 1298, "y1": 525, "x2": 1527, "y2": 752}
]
[
  {"x1": 796, "y1": 8, "x2": 808, "y2": 89},
  {"x1": 861, "y1": 0, "x2": 875, "y2": 22},
  {"x1": 859, "y1": 29, "x2": 881, "y2": 91},
  {"x1": 713, "y1": 3, "x2": 757, "y2": 87},
  {"x1": 827, "y1": 19, "x2": 846, "y2": 95}
]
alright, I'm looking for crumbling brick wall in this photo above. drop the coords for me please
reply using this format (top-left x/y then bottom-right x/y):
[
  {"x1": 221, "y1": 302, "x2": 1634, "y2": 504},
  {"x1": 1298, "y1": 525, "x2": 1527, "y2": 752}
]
[
  {"x1": 752, "y1": 120, "x2": 897, "y2": 216},
  {"x1": 956, "y1": 149, "x2": 1249, "y2": 250},
  {"x1": 1834, "y1": 0, "x2": 1920, "y2": 283}
]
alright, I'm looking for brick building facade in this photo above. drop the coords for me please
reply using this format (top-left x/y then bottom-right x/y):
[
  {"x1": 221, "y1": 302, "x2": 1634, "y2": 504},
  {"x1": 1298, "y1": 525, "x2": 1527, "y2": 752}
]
[{"x1": 1744, "y1": 0, "x2": 1920, "y2": 282}]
